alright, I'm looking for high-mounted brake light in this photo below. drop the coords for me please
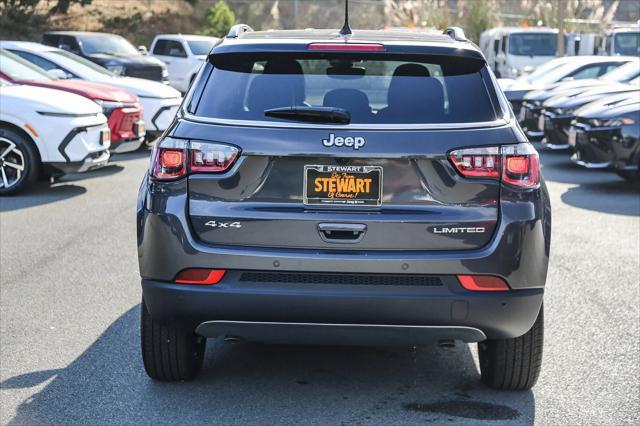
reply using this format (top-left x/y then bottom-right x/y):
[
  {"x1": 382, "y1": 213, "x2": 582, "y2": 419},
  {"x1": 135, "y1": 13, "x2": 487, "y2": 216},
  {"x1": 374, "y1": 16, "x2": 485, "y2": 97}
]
[
  {"x1": 175, "y1": 269, "x2": 226, "y2": 285},
  {"x1": 457, "y1": 275, "x2": 510, "y2": 291},
  {"x1": 449, "y1": 143, "x2": 540, "y2": 188},
  {"x1": 151, "y1": 139, "x2": 240, "y2": 181},
  {"x1": 307, "y1": 43, "x2": 385, "y2": 51}
]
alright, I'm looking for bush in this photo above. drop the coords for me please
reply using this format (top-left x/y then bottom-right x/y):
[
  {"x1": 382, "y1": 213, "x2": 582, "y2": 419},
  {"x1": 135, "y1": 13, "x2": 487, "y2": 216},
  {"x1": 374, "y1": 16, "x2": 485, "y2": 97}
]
[{"x1": 199, "y1": 1, "x2": 235, "y2": 37}]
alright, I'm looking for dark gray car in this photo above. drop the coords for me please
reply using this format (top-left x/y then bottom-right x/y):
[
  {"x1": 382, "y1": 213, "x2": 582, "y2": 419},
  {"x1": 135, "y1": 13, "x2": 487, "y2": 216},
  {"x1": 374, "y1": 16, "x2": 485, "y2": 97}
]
[{"x1": 137, "y1": 25, "x2": 551, "y2": 390}]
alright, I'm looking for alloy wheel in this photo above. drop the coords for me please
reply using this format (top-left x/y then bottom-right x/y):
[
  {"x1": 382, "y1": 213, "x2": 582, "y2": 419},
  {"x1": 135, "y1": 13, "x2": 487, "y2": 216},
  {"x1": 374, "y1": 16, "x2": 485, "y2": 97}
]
[{"x1": 0, "y1": 137, "x2": 26, "y2": 189}]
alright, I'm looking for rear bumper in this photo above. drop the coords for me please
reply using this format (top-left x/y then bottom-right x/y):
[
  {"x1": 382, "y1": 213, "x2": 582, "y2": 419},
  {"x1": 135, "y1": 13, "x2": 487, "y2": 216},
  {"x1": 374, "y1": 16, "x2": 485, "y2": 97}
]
[
  {"x1": 542, "y1": 114, "x2": 572, "y2": 149},
  {"x1": 142, "y1": 275, "x2": 544, "y2": 341}
]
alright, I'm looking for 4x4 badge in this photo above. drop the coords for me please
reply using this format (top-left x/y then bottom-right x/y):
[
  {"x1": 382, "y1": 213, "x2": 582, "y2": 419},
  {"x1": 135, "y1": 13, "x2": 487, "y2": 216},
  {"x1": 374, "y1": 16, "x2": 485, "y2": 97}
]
[{"x1": 322, "y1": 133, "x2": 365, "y2": 150}]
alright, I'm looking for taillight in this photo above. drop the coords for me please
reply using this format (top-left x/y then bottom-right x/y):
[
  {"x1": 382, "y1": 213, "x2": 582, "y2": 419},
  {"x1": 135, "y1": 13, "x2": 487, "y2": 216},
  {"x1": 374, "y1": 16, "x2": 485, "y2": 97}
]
[
  {"x1": 152, "y1": 148, "x2": 186, "y2": 180},
  {"x1": 175, "y1": 268, "x2": 226, "y2": 285},
  {"x1": 457, "y1": 275, "x2": 510, "y2": 291},
  {"x1": 449, "y1": 143, "x2": 540, "y2": 188},
  {"x1": 151, "y1": 138, "x2": 239, "y2": 181},
  {"x1": 190, "y1": 142, "x2": 239, "y2": 173},
  {"x1": 307, "y1": 43, "x2": 385, "y2": 51},
  {"x1": 501, "y1": 144, "x2": 540, "y2": 188}
]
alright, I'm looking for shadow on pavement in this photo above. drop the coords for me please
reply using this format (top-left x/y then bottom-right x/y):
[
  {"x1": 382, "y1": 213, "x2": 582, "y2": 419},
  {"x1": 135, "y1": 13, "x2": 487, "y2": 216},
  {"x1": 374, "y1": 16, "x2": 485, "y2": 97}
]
[
  {"x1": 57, "y1": 164, "x2": 124, "y2": 183},
  {"x1": 539, "y1": 149, "x2": 639, "y2": 216},
  {"x1": 4, "y1": 306, "x2": 535, "y2": 425},
  {"x1": 109, "y1": 150, "x2": 152, "y2": 163},
  {"x1": 0, "y1": 183, "x2": 86, "y2": 212}
]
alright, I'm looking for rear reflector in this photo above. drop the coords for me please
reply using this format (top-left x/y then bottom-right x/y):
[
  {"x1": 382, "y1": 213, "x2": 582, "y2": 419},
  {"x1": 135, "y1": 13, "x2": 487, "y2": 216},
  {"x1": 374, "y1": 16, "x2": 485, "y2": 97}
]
[
  {"x1": 308, "y1": 43, "x2": 385, "y2": 51},
  {"x1": 457, "y1": 275, "x2": 509, "y2": 291},
  {"x1": 175, "y1": 269, "x2": 226, "y2": 285}
]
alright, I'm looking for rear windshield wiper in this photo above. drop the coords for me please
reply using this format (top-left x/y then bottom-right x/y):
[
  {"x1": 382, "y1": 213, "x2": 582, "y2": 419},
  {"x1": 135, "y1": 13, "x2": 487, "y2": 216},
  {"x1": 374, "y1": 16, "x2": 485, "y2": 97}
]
[{"x1": 264, "y1": 106, "x2": 351, "y2": 124}]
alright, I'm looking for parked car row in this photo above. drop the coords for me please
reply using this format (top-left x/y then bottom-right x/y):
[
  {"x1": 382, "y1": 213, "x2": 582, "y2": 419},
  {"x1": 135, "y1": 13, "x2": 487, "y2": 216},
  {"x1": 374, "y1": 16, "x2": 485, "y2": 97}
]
[
  {"x1": 500, "y1": 56, "x2": 640, "y2": 182},
  {"x1": 480, "y1": 25, "x2": 640, "y2": 78},
  {"x1": 0, "y1": 35, "x2": 192, "y2": 195}
]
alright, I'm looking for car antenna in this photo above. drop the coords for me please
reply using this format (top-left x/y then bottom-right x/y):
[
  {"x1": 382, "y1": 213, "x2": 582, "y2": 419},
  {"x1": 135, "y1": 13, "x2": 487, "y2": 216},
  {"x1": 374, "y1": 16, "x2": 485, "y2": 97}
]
[{"x1": 339, "y1": 0, "x2": 352, "y2": 36}]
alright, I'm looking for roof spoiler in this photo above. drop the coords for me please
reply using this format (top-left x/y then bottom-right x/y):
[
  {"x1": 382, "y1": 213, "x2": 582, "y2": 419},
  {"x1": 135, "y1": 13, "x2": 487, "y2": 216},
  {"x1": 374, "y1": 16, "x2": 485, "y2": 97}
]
[
  {"x1": 443, "y1": 27, "x2": 467, "y2": 42},
  {"x1": 227, "y1": 24, "x2": 253, "y2": 39}
]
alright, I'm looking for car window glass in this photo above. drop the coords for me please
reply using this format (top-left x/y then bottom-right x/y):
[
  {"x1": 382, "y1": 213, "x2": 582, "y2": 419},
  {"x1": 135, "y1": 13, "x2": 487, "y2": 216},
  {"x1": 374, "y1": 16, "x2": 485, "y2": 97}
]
[
  {"x1": 508, "y1": 33, "x2": 556, "y2": 56},
  {"x1": 0, "y1": 50, "x2": 53, "y2": 81},
  {"x1": 61, "y1": 36, "x2": 81, "y2": 53},
  {"x1": 166, "y1": 41, "x2": 186, "y2": 57},
  {"x1": 10, "y1": 51, "x2": 58, "y2": 71},
  {"x1": 41, "y1": 34, "x2": 60, "y2": 47},
  {"x1": 49, "y1": 50, "x2": 115, "y2": 78},
  {"x1": 613, "y1": 32, "x2": 640, "y2": 56},
  {"x1": 78, "y1": 35, "x2": 138, "y2": 55},
  {"x1": 153, "y1": 39, "x2": 169, "y2": 55},
  {"x1": 187, "y1": 40, "x2": 216, "y2": 56},
  {"x1": 570, "y1": 64, "x2": 607, "y2": 79},
  {"x1": 192, "y1": 53, "x2": 498, "y2": 124}
]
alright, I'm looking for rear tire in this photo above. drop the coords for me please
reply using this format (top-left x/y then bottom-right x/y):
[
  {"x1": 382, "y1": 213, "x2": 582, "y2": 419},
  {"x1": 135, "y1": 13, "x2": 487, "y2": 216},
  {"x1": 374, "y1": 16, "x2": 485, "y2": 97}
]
[
  {"x1": 141, "y1": 298, "x2": 206, "y2": 381},
  {"x1": 478, "y1": 304, "x2": 543, "y2": 390},
  {"x1": 0, "y1": 127, "x2": 39, "y2": 196}
]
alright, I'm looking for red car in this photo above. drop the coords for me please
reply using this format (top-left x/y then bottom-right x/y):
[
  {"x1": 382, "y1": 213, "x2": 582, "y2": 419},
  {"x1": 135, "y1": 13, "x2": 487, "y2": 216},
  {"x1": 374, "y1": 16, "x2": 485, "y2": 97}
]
[{"x1": 0, "y1": 49, "x2": 145, "y2": 153}]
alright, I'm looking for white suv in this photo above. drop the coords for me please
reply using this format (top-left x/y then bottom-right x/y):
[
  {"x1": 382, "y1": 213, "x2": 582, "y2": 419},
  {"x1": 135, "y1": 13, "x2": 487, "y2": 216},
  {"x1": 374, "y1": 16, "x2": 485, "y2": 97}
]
[{"x1": 149, "y1": 35, "x2": 219, "y2": 93}]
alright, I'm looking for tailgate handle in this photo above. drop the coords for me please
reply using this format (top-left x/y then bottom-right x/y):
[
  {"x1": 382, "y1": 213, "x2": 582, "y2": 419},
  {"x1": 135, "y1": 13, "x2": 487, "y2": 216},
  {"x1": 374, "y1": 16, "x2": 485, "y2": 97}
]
[{"x1": 318, "y1": 223, "x2": 367, "y2": 244}]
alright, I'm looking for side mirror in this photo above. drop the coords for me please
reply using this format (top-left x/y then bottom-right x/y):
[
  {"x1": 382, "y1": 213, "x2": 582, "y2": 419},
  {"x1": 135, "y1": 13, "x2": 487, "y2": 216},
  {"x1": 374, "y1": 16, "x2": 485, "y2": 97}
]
[
  {"x1": 138, "y1": 45, "x2": 148, "y2": 55},
  {"x1": 48, "y1": 68, "x2": 70, "y2": 79}
]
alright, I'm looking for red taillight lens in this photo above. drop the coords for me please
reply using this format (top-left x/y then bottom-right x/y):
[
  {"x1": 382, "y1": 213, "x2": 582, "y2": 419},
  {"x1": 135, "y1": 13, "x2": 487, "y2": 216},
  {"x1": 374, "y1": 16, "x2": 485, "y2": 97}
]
[
  {"x1": 449, "y1": 143, "x2": 540, "y2": 188},
  {"x1": 190, "y1": 142, "x2": 239, "y2": 173},
  {"x1": 175, "y1": 269, "x2": 226, "y2": 285},
  {"x1": 151, "y1": 140, "x2": 239, "y2": 181},
  {"x1": 457, "y1": 275, "x2": 510, "y2": 291},
  {"x1": 449, "y1": 147, "x2": 500, "y2": 179},
  {"x1": 152, "y1": 148, "x2": 186, "y2": 180},
  {"x1": 308, "y1": 43, "x2": 385, "y2": 51},
  {"x1": 502, "y1": 145, "x2": 540, "y2": 188}
]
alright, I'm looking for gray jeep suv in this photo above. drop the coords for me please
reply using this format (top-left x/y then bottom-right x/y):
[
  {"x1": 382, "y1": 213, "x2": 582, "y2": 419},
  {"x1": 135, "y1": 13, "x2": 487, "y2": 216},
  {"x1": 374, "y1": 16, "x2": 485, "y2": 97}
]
[{"x1": 137, "y1": 24, "x2": 551, "y2": 389}]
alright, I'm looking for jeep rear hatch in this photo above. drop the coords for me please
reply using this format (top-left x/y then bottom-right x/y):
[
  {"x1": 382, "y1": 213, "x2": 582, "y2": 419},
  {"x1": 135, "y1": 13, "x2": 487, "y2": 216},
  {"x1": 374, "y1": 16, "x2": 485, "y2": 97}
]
[{"x1": 176, "y1": 51, "x2": 515, "y2": 251}]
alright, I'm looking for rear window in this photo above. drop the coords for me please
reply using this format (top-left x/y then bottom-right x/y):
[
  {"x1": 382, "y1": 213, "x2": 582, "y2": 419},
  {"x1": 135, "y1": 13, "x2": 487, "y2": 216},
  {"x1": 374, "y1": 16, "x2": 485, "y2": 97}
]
[{"x1": 190, "y1": 52, "x2": 498, "y2": 125}]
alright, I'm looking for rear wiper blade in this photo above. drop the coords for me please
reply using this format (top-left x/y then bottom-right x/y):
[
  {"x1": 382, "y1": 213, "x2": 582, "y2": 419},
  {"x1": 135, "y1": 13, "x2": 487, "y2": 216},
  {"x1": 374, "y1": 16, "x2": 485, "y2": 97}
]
[{"x1": 264, "y1": 106, "x2": 350, "y2": 124}]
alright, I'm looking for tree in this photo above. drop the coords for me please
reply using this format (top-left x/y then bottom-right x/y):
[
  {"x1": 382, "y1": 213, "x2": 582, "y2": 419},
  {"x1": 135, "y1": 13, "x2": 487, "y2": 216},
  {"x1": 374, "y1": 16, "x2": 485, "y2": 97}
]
[
  {"x1": 458, "y1": 0, "x2": 498, "y2": 43},
  {"x1": 199, "y1": 1, "x2": 235, "y2": 37}
]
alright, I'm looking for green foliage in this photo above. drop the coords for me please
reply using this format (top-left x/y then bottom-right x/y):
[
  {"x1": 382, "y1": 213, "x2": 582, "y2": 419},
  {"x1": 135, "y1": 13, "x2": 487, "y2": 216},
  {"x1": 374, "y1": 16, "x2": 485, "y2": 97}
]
[
  {"x1": 460, "y1": 0, "x2": 496, "y2": 43},
  {"x1": 199, "y1": 1, "x2": 235, "y2": 37}
]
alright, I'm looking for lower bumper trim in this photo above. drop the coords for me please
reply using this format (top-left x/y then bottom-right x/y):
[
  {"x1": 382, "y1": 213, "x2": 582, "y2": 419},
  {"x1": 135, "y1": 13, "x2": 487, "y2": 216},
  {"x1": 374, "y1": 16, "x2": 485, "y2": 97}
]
[
  {"x1": 195, "y1": 320, "x2": 487, "y2": 345},
  {"x1": 570, "y1": 154, "x2": 612, "y2": 169}
]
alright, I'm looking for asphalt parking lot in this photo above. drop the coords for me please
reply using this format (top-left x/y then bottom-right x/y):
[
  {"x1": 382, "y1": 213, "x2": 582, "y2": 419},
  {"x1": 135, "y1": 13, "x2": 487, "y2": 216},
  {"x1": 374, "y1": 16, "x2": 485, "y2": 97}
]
[{"x1": 1, "y1": 147, "x2": 638, "y2": 425}]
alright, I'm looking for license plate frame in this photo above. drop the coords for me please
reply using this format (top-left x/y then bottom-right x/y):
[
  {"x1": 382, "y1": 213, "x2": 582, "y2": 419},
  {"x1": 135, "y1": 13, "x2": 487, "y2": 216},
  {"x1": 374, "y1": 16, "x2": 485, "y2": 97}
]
[{"x1": 303, "y1": 165, "x2": 383, "y2": 207}]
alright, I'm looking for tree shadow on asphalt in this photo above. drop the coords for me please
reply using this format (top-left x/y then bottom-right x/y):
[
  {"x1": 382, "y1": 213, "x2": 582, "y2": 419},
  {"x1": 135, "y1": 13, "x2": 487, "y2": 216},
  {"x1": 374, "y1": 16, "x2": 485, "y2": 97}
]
[
  {"x1": 0, "y1": 165, "x2": 126, "y2": 212},
  {"x1": 538, "y1": 149, "x2": 639, "y2": 216},
  {"x1": 3, "y1": 306, "x2": 535, "y2": 425}
]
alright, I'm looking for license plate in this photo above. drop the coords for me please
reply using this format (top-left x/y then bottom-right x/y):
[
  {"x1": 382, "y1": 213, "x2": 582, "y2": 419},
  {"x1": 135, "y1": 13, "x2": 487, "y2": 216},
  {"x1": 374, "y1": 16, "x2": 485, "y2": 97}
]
[
  {"x1": 135, "y1": 121, "x2": 146, "y2": 137},
  {"x1": 568, "y1": 128, "x2": 577, "y2": 146},
  {"x1": 538, "y1": 114, "x2": 545, "y2": 131},
  {"x1": 304, "y1": 165, "x2": 382, "y2": 207}
]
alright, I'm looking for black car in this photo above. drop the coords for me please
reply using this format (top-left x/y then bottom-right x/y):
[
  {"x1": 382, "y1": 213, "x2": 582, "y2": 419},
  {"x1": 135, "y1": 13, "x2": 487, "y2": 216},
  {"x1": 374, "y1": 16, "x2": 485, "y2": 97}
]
[
  {"x1": 41, "y1": 31, "x2": 169, "y2": 83},
  {"x1": 541, "y1": 80, "x2": 639, "y2": 149},
  {"x1": 137, "y1": 24, "x2": 551, "y2": 390},
  {"x1": 570, "y1": 94, "x2": 640, "y2": 181},
  {"x1": 515, "y1": 57, "x2": 634, "y2": 139}
]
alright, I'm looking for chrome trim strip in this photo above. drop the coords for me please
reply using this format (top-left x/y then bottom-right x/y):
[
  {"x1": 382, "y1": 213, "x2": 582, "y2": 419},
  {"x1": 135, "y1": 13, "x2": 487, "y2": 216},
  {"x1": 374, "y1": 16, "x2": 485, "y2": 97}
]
[
  {"x1": 570, "y1": 154, "x2": 611, "y2": 169},
  {"x1": 181, "y1": 111, "x2": 510, "y2": 130}
]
